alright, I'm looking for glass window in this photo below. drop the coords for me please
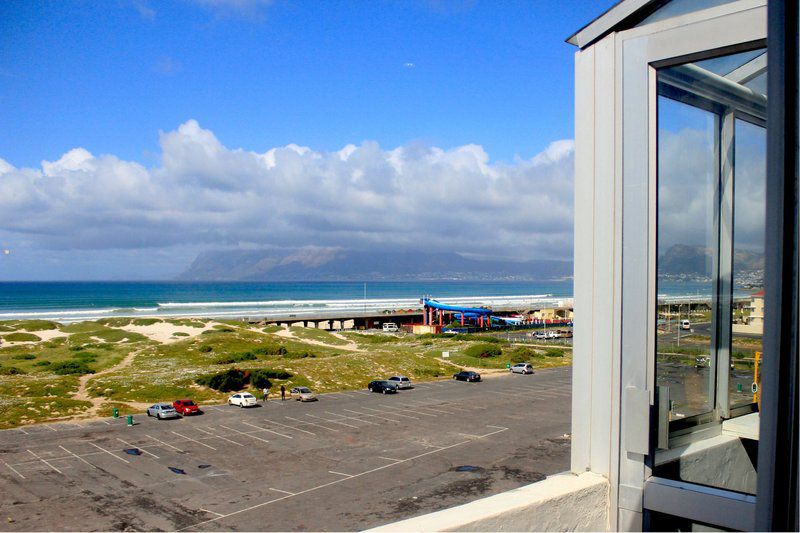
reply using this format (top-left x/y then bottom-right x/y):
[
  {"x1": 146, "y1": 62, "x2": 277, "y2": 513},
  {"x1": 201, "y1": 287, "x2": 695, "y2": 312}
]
[{"x1": 653, "y1": 48, "x2": 766, "y2": 497}]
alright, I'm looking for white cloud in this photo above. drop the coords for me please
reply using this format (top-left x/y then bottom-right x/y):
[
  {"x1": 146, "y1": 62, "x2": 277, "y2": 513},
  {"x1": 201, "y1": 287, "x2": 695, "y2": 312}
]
[
  {"x1": 191, "y1": 0, "x2": 273, "y2": 19},
  {"x1": 0, "y1": 121, "x2": 575, "y2": 265}
]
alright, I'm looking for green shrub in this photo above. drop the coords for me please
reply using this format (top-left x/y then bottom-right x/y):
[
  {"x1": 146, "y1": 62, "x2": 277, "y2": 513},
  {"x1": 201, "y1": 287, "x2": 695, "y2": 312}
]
[
  {"x1": 132, "y1": 318, "x2": 161, "y2": 326},
  {"x1": 0, "y1": 366, "x2": 24, "y2": 375},
  {"x1": 508, "y1": 346, "x2": 540, "y2": 363},
  {"x1": 254, "y1": 368, "x2": 293, "y2": 380},
  {"x1": 214, "y1": 352, "x2": 257, "y2": 364},
  {"x1": 3, "y1": 332, "x2": 41, "y2": 342},
  {"x1": 73, "y1": 351, "x2": 97, "y2": 362},
  {"x1": 464, "y1": 343, "x2": 503, "y2": 358},
  {"x1": 12, "y1": 353, "x2": 36, "y2": 360},
  {"x1": 34, "y1": 360, "x2": 51, "y2": 366},
  {"x1": 196, "y1": 368, "x2": 250, "y2": 392},
  {"x1": 173, "y1": 332, "x2": 190, "y2": 337},
  {"x1": 199, "y1": 345, "x2": 213, "y2": 353},
  {"x1": 284, "y1": 351, "x2": 316, "y2": 359},
  {"x1": 544, "y1": 348, "x2": 564, "y2": 358},
  {"x1": 51, "y1": 360, "x2": 93, "y2": 375},
  {"x1": 253, "y1": 344, "x2": 287, "y2": 356}
]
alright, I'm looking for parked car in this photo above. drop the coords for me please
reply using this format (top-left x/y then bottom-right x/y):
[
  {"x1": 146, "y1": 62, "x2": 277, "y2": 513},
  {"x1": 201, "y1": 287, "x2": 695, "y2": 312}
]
[
  {"x1": 453, "y1": 371, "x2": 482, "y2": 382},
  {"x1": 387, "y1": 376, "x2": 413, "y2": 389},
  {"x1": 290, "y1": 386, "x2": 318, "y2": 402},
  {"x1": 147, "y1": 403, "x2": 180, "y2": 419},
  {"x1": 368, "y1": 380, "x2": 398, "y2": 394},
  {"x1": 382, "y1": 323, "x2": 399, "y2": 332},
  {"x1": 681, "y1": 319, "x2": 692, "y2": 330},
  {"x1": 510, "y1": 363, "x2": 534, "y2": 374},
  {"x1": 228, "y1": 392, "x2": 258, "y2": 407},
  {"x1": 534, "y1": 331, "x2": 548, "y2": 340},
  {"x1": 172, "y1": 399, "x2": 201, "y2": 415}
]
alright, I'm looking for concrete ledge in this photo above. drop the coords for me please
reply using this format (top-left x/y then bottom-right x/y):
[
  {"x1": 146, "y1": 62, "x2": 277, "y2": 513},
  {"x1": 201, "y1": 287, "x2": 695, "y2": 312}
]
[{"x1": 368, "y1": 472, "x2": 609, "y2": 532}]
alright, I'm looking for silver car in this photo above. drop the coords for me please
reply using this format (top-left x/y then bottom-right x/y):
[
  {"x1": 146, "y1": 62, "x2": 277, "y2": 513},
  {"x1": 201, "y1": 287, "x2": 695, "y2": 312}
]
[
  {"x1": 290, "y1": 386, "x2": 318, "y2": 402},
  {"x1": 510, "y1": 363, "x2": 534, "y2": 374},
  {"x1": 147, "y1": 403, "x2": 180, "y2": 419},
  {"x1": 387, "y1": 376, "x2": 413, "y2": 389}
]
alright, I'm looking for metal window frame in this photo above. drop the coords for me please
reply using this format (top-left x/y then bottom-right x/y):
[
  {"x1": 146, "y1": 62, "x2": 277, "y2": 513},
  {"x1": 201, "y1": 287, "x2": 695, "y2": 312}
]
[
  {"x1": 614, "y1": 3, "x2": 768, "y2": 530},
  {"x1": 754, "y1": 0, "x2": 800, "y2": 529}
]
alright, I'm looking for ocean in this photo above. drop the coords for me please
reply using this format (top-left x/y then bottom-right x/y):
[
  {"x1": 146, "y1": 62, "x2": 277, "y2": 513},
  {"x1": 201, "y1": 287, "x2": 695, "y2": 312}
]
[{"x1": 0, "y1": 279, "x2": 731, "y2": 322}]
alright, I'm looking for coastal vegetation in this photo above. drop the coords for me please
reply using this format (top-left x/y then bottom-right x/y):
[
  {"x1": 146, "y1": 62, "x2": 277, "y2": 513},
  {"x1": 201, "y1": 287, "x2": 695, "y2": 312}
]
[{"x1": 0, "y1": 318, "x2": 571, "y2": 429}]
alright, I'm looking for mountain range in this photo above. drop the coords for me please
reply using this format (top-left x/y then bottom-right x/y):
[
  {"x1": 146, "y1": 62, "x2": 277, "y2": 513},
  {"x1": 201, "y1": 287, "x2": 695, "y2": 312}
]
[{"x1": 177, "y1": 249, "x2": 574, "y2": 282}]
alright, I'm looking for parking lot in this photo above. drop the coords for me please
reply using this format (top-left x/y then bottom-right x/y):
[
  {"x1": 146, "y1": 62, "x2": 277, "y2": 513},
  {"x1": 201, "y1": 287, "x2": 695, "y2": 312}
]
[{"x1": 0, "y1": 367, "x2": 572, "y2": 531}]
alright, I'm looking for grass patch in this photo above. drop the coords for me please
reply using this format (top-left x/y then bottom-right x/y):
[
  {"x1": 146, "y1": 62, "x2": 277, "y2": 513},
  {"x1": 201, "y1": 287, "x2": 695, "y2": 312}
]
[
  {"x1": 214, "y1": 352, "x2": 257, "y2": 364},
  {"x1": 51, "y1": 360, "x2": 94, "y2": 375},
  {"x1": 289, "y1": 327, "x2": 351, "y2": 346},
  {"x1": 464, "y1": 343, "x2": 503, "y2": 358},
  {"x1": 12, "y1": 353, "x2": 36, "y2": 360},
  {"x1": 3, "y1": 332, "x2": 41, "y2": 342},
  {"x1": 132, "y1": 318, "x2": 162, "y2": 326},
  {"x1": 0, "y1": 366, "x2": 25, "y2": 375}
]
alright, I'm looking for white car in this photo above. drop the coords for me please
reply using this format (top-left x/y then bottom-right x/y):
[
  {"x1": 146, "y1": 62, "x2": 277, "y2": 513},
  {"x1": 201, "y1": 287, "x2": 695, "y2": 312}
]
[
  {"x1": 290, "y1": 386, "x2": 318, "y2": 402},
  {"x1": 387, "y1": 376, "x2": 413, "y2": 389},
  {"x1": 228, "y1": 392, "x2": 258, "y2": 407},
  {"x1": 382, "y1": 323, "x2": 399, "y2": 332},
  {"x1": 534, "y1": 331, "x2": 548, "y2": 339},
  {"x1": 681, "y1": 319, "x2": 691, "y2": 330},
  {"x1": 510, "y1": 363, "x2": 534, "y2": 374}
]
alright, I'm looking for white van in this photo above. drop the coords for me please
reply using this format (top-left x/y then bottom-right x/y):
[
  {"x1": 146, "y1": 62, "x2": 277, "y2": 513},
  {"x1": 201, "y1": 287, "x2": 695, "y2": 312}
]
[
  {"x1": 681, "y1": 319, "x2": 691, "y2": 330},
  {"x1": 382, "y1": 323, "x2": 399, "y2": 332}
]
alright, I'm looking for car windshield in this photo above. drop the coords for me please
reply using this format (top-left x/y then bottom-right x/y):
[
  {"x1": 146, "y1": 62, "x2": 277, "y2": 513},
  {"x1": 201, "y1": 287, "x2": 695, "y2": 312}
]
[
  {"x1": 159, "y1": 404, "x2": 172, "y2": 409},
  {"x1": 183, "y1": 400, "x2": 195, "y2": 405},
  {"x1": 297, "y1": 387, "x2": 311, "y2": 393},
  {"x1": 242, "y1": 394, "x2": 254, "y2": 398}
]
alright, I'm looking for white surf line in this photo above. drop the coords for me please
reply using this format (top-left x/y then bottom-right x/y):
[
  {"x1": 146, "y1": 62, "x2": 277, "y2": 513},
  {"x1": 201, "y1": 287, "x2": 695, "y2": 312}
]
[
  {"x1": 268, "y1": 487, "x2": 295, "y2": 496},
  {"x1": 285, "y1": 415, "x2": 339, "y2": 433},
  {"x1": 59, "y1": 445, "x2": 98, "y2": 469},
  {"x1": 88, "y1": 442, "x2": 131, "y2": 464},
  {"x1": 218, "y1": 425, "x2": 271, "y2": 445},
  {"x1": 1, "y1": 458, "x2": 25, "y2": 479},
  {"x1": 145, "y1": 434, "x2": 185, "y2": 453},
  {"x1": 178, "y1": 437, "x2": 476, "y2": 531},
  {"x1": 240, "y1": 420, "x2": 297, "y2": 438},
  {"x1": 324, "y1": 411, "x2": 379, "y2": 426},
  {"x1": 360, "y1": 406, "x2": 419, "y2": 420},
  {"x1": 328, "y1": 470, "x2": 353, "y2": 478},
  {"x1": 116, "y1": 438, "x2": 160, "y2": 459},
  {"x1": 199, "y1": 508, "x2": 224, "y2": 517},
  {"x1": 305, "y1": 413, "x2": 359, "y2": 429},
  {"x1": 27, "y1": 449, "x2": 62, "y2": 474},
  {"x1": 342, "y1": 408, "x2": 401, "y2": 423},
  {"x1": 171, "y1": 431, "x2": 217, "y2": 451},
  {"x1": 194, "y1": 427, "x2": 245, "y2": 447}
]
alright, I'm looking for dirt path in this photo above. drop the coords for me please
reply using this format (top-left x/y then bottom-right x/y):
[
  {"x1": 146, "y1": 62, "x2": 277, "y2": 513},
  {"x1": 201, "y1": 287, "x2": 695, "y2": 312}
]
[
  {"x1": 272, "y1": 326, "x2": 363, "y2": 352},
  {"x1": 72, "y1": 347, "x2": 147, "y2": 417}
]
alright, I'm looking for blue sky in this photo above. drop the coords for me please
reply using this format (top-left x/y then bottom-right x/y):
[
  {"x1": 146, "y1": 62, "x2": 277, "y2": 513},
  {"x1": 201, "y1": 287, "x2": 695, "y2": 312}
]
[
  {"x1": 0, "y1": 0, "x2": 609, "y2": 280},
  {"x1": 1, "y1": 0, "x2": 602, "y2": 167}
]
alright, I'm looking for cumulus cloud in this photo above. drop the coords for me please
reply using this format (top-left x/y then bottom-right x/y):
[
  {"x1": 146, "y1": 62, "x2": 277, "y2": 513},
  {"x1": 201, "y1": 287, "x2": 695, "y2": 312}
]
[{"x1": 0, "y1": 120, "x2": 574, "y2": 263}]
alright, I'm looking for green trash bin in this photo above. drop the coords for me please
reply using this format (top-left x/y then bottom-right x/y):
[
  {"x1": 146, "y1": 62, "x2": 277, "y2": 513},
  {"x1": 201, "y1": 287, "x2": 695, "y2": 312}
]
[
  {"x1": 112, "y1": 408, "x2": 119, "y2": 419},
  {"x1": 506, "y1": 363, "x2": 511, "y2": 369},
  {"x1": 126, "y1": 415, "x2": 133, "y2": 427}
]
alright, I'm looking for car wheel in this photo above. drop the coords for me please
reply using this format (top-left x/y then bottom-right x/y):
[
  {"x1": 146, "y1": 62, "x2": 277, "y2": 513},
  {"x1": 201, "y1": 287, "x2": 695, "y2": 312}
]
[
  {"x1": 382, "y1": 389, "x2": 387, "y2": 394},
  {"x1": 157, "y1": 413, "x2": 163, "y2": 420}
]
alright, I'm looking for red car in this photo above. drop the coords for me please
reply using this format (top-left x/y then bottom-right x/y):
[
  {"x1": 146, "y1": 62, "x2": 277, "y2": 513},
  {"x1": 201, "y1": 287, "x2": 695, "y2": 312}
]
[{"x1": 173, "y1": 399, "x2": 201, "y2": 415}]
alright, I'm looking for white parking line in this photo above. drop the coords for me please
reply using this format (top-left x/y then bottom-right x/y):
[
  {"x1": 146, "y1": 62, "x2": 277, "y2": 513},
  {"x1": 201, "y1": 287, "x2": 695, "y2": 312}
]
[
  {"x1": 240, "y1": 420, "x2": 296, "y2": 438},
  {"x1": 285, "y1": 416, "x2": 339, "y2": 433},
  {"x1": 342, "y1": 408, "x2": 401, "y2": 422},
  {"x1": 324, "y1": 411, "x2": 379, "y2": 425},
  {"x1": 116, "y1": 438, "x2": 160, "y2": 459},
  {"x1": 171, "y1": 431, "x2": 217, "y2": 451},
  {"x1": 199, "y1": 508, "x2": 224, "y2": 517},
  {"x1": 88, "y1": 442, "x2": 130, "y2": 464},
  {"x1": 219, "y1": 425, "x2": 270, "y2": 445},
  {"x1": 268, "y1": 487, "x2": 295, "y2": 496},
  {"x1": 372, "y1": 404, "x2": 435, "y2": 418},
  {"x1": 360, "y1": 406, "x2": 420, "y2": 420},
  {"x1": 377, "y1": 456, "x2": 402, "y2": 463},
  {"x1": 43, "y1": 425, "x2": 57, "y2": 432},
  {"x1": 351, "y1": 391, "x2": 371, "y2": 396},
  {"x1": 179, "y1": 436, "x2": 478, "y2": 531},
  {"x1": 195, "y1": 427, "x2": 245, "y2": 447},
  {"x1": 59, "y1": 445, "x2": 98, "y2": 469},
  {"x1": 207, "y1": 406, "x2": 227, "y2": 413},
  {"x1": 27, "y1": 449, "x2": 62, "y2": 474},
  {"x1": 1, "y1": 459, "x2": 25, "y2": 479},
  {"x1": 305, "y1": 413, "x2": 359, "y2": 429},
  {"x1": 145, "y1": 434, "x2": 185, "y2": 453},
  {"x1": 16, "y1": 428, "x2": 29, "y2": 435},
  {"x1": 328, "y1": 470, "x2": 353, "y2": 478}
]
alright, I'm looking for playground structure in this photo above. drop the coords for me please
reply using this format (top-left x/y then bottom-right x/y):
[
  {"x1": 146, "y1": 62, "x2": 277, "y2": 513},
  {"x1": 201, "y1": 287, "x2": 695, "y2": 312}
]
[{"x1": 421, "y1": 297, "x2": 493, "y2": 329}]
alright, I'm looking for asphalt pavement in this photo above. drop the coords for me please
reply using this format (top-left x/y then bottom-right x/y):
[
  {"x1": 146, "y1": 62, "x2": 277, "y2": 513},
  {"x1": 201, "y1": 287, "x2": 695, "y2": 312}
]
[{"x1": 0, "y1": 367, "x2": 572, "y2": 531}]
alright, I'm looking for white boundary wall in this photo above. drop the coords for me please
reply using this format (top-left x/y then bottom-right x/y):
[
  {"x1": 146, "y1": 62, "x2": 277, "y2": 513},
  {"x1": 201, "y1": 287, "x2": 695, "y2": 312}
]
[{"x1": 368, "y1": 472, "x2": 609, "y2": 532}]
